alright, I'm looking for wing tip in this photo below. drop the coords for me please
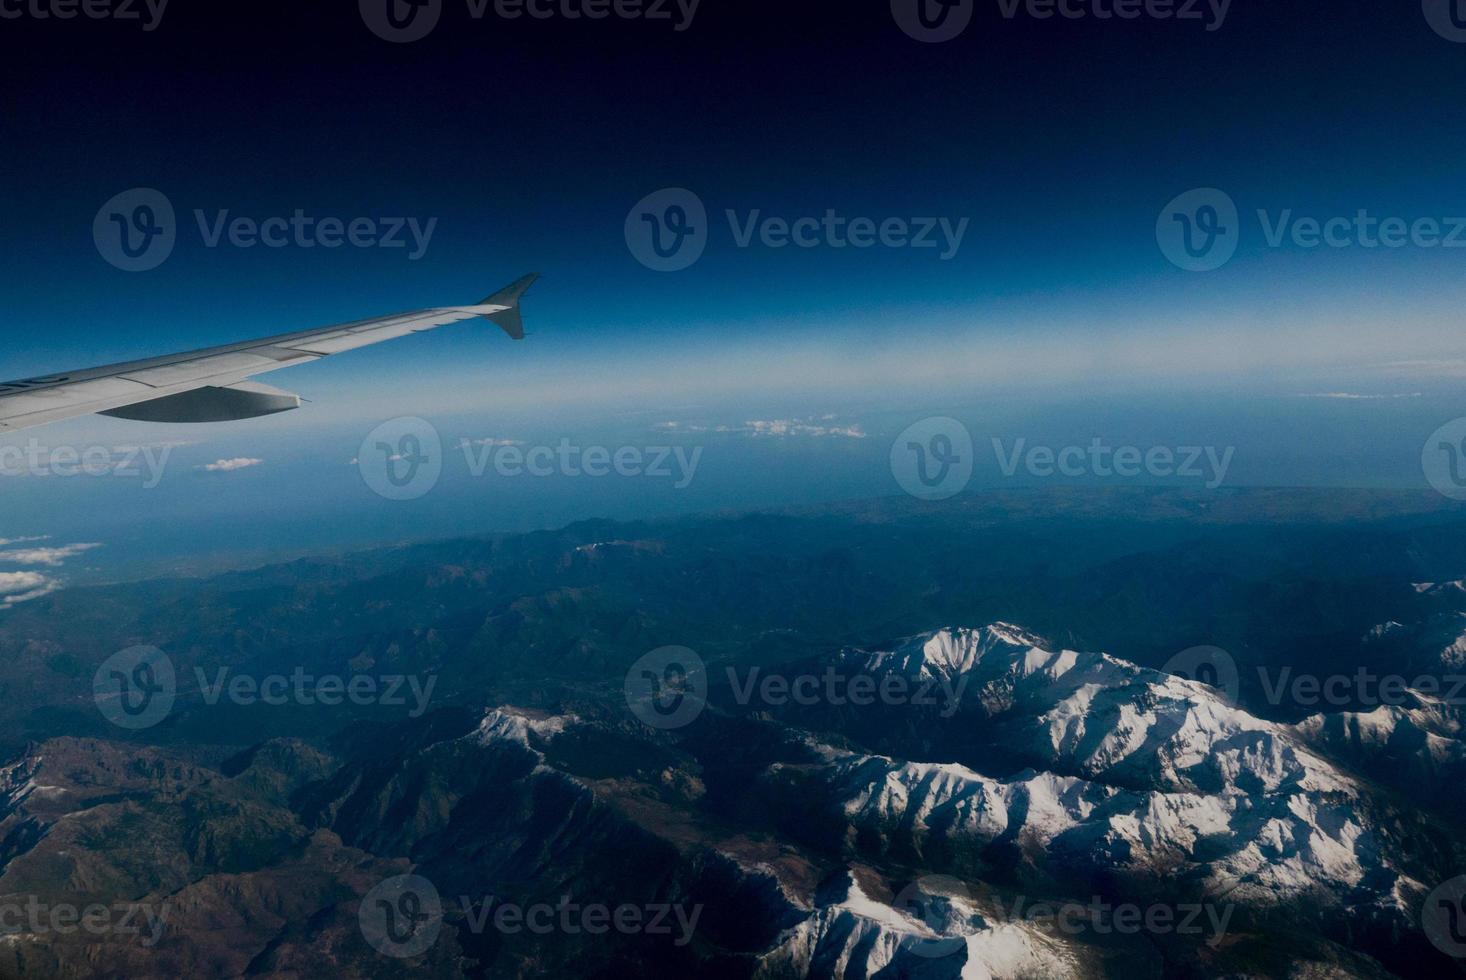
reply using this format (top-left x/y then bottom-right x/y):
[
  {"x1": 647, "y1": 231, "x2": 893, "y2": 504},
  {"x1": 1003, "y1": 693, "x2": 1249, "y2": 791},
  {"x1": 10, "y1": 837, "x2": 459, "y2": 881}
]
[{"x1": 478, "y1": 273, "x2": 540, "y2": 340}]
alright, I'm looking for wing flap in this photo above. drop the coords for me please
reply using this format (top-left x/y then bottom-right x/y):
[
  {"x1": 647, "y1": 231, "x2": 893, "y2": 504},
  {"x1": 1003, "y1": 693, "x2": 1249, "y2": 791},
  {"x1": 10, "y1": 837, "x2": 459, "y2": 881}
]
[{"x1": 100, "y1": 381, "x2": 301, "y2": 424}]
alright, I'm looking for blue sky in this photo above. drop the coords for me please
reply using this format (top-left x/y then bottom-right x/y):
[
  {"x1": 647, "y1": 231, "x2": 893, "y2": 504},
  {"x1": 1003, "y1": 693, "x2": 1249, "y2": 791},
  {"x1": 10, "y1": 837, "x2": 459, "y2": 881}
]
[{"x1": 4, "y1": 1, "x2": 1466, "y2": 592}]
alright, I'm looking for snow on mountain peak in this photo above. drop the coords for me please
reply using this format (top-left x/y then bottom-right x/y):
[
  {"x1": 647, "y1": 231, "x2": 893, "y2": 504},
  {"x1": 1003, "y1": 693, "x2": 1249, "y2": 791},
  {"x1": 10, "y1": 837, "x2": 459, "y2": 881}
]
[{"x1": 778, "y1": 625, "x2": 1419, "y2": 915}]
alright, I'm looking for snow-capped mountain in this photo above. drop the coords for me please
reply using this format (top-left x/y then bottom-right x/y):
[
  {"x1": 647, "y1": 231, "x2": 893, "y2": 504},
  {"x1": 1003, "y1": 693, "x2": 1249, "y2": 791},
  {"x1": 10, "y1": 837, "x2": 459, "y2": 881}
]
[
  {"x1": 755, "y1": 870, "x2": 1079, "y2": 980},
  {"x1": 457, "y1": 628, "x2": 1450, "y2": 975},
  {"x1": 792, "y1": 627, "x2": 1440, "y2": 918}
]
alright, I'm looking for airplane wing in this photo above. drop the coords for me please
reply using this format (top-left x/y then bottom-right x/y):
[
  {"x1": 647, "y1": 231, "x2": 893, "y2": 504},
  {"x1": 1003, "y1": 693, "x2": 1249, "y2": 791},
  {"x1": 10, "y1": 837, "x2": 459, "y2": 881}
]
[{"x1": 0, "y1": 274, "x2": 538, "y2": 433}]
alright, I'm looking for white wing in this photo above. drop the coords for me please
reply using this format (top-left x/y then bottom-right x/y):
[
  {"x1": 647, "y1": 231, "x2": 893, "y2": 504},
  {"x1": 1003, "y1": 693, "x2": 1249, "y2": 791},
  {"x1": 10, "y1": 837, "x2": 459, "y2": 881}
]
[{"x1": 0, "y1": 274, "x2": 538, "y2": 432}]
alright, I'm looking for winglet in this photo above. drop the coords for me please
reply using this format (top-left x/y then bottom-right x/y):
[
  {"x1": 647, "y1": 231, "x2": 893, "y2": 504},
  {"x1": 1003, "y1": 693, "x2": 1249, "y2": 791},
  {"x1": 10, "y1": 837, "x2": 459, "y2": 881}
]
[{"x1": 476, "y1": 273, "x2": 540, "y2": 340}]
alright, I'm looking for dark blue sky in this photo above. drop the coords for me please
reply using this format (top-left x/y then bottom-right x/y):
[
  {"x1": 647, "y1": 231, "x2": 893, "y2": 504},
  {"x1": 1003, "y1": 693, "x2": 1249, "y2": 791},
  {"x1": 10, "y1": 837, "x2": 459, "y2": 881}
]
[
  {"x1": 3, "y1": 0, "x2": 1466, "y2": 585},
  {"x1": 4, "y1": 0, "x2": 1466, "y2": 365}
]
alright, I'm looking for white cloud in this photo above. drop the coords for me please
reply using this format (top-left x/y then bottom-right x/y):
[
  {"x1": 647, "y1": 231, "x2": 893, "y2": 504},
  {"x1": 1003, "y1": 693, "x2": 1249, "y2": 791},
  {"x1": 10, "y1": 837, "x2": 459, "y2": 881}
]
[
  {"x1": 657, "y1": 417, "x2": 867, "y2": 439},
  {"x1": 1294, "y1": 392, "x2": 1424, "y2": 400},
  {"x1": 0, "y1": 572, "x2": 49, "y2": 595},
  {"x1": 0, "y1": 571, "x2": 58, "y2": 607},
  {"x1": 198, "y1": 457, "x2": 265, "y2": 473},
  {"x1": 0, "y1": 543, "x2": 102, "y2": 567},
  {"x1": 744, "y1": 419, "x2": 868, "y2": 439},
  {"x1": 458, "y1": 437, "x2": 525, "y2": 449},
  {"x1": 0, "y1": 538, "x2": 106, "y2": 607}
]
